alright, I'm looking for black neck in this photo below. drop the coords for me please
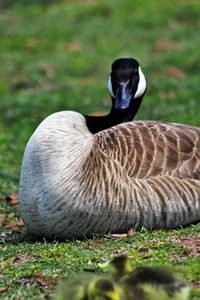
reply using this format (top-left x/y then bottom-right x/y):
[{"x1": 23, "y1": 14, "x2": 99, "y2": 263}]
[{"x1": 85, "y1": 95, "x2": 144, "y2": 134}]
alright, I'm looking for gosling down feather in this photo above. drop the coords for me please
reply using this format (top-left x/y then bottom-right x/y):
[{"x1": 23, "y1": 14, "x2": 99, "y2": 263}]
[
  {"x1": 119, "y1": 265, "x2": 190, "y2": 300},
  {"x1": 18, "y1": 59, "x2": 200, "y2": 239},
  {"x1": 105, "y1": 256, "x2": 190, "y2": 300},
  {"x1": 104, "y1": 255, "x2": 133, "y2": 281},
  {"x1": 55, "y1": 276, "x2": 120, "y2": 300},
  {"x1": 55, "y1": 256, "x2": 190, "y2": 300}
]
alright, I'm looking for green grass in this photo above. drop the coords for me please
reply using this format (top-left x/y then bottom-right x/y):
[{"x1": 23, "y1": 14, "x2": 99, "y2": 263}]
[{"x1": 0, "y1": 0, "x2": 200, "y2": 298}]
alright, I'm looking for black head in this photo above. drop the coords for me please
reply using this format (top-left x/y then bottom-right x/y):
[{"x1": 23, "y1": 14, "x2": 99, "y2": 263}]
[
  {"x1": 94, "y1": 278, "x2": 115, "y2": 292},
  {"x1": 110, "y1": 255, "x2": 132, "y2": 274},
  {"x1": 89, "y1": 278, "x2": 119, "y2": 300},
  {"x1": 108, "y1": 57, "x2": 146, "y2": 110}
]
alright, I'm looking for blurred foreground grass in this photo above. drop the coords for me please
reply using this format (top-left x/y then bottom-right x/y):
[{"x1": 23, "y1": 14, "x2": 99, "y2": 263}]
[{"x1": 0, "y1": 0, "x2": 200, "y2": 299}]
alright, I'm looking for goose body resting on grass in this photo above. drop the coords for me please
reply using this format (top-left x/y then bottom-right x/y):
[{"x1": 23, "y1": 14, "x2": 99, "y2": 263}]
[{"x1": 18, "y1": 59, "x2": 200, "y2": 239}]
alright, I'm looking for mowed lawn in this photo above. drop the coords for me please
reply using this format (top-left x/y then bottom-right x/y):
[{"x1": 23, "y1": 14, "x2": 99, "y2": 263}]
[{"x1": 0, "y1": 0, "x2": 200, "y2": 299}]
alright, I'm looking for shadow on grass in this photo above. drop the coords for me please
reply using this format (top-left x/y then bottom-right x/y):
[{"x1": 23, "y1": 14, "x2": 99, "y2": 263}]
[{"x1": 3, "y1": 221, "x2": 200, "y2": 246}]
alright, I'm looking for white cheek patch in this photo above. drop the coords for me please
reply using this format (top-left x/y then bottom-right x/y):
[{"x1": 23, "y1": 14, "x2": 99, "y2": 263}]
[
  {"x1": 134, "y1": 67, "x2": 146, "y2": 99},
  {"x1": 107, "y1": 75, "x2": 115, "y2": 98}
]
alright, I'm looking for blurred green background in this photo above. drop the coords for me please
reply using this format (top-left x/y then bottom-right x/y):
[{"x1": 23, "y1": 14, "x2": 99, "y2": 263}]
[{"x1": 0, "y1": 1, "x2": 200, "y2": 299}]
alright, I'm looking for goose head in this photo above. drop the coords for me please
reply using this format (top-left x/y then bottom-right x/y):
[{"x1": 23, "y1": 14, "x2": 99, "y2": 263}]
[
  {"x1": 108, "y1": 255, "x2": 133, "y2": 281},
  {"x1": 85, "y1": 57, "x2": 146, "y2": 133},
  {"x1": 108, "y1": 57, "x2": 146, "y2": 111}
]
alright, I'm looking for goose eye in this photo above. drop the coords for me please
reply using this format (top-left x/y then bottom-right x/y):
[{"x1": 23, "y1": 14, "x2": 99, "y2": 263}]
[{"x1": 134, "y1": 69, "x2": 139, "y2": 76}]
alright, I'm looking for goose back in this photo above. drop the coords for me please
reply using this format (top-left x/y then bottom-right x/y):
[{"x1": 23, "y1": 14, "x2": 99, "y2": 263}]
[
  {"x1": 18, "y1": 111, "x2": 200, "y2": 239},
  {"x1": 96, "y1": 121, "x2": 200, "y2": 179}
]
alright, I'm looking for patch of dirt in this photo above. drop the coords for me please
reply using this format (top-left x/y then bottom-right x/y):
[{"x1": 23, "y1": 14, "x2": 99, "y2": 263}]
[
  {"x1": 168, "y1": 236, "x2": 200, "y2": 258},
  {"x1": 32, "y1": 272, "x2": 56, "y2": 287},
  {"x1": 154, "y1": 40, "x2": 181, "y2": 52}
]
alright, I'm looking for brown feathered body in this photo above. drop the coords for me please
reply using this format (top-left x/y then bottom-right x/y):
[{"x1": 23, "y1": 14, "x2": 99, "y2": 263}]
[{"x1": 18, "y1": 111, "x2": 200, "y2": 239}]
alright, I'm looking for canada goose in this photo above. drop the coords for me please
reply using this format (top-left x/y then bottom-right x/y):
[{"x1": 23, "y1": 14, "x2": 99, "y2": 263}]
[
  {"x1": 106, "y1": 255, "x2": 133, "y2": 281},
  {"x1": 119, "y1": 265, "x2": 190, "y2": 300},
  {"x1": 101, "y1": 255, "x2": 190, "y2": 300},
  {"x1": 54, "y1": 274, "x2": 100, "y2": 300},
  {"x1": 18, "y1": 110, "x2": 200, "y2": 239},
  {"x1": 55, "y1": 276, "x2": 120, "y2": 300},
  {"x1": 54, "y1": 256, "x2": 190, "y2": 300},
  {"x1": 55, "y1": 256, "x2": 190, "y2": 300},
  {"x1": 85, "y1": 57, "x2": 146, "y2": 133},
  {"x1": 105, "y1": 256, "x2": 190, "y2": 300},
  {"x1": 87, "y1": 278, "x2": 120, "y2": 300}
]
